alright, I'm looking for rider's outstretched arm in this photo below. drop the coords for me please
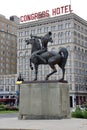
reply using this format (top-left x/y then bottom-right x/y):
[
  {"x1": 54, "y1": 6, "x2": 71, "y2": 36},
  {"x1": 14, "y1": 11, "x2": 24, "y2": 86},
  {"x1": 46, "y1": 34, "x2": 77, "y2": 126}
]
[{"x1": 30, "y1": 34, "x2": 42, "y2": 39}]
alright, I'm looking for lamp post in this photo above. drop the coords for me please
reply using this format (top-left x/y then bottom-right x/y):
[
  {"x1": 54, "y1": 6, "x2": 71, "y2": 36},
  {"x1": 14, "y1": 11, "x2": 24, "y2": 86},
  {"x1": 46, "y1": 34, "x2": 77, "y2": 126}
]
[{"x1": 16, "y1": 73, "x2": 24, "y2": 106}]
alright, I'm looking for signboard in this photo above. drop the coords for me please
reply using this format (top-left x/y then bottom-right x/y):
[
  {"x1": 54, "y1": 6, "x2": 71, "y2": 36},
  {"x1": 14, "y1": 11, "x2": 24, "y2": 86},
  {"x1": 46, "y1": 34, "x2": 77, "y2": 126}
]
[{"x1": 20, "y1": 4, "x2": 73, "y2": 23}]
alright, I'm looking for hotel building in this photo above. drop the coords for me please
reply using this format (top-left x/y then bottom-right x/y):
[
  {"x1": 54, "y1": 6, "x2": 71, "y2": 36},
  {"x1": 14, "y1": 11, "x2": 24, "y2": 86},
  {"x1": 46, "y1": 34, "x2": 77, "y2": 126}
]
[
  {"x1": 17, "y1": 13, "x2": 87, "y2": 107},
  {"x1": 0, "y1": 15, "x2": 18, "y2": 99},
  {"x1": 0, "y1": 15, "x2": 17, "y2": 75}
]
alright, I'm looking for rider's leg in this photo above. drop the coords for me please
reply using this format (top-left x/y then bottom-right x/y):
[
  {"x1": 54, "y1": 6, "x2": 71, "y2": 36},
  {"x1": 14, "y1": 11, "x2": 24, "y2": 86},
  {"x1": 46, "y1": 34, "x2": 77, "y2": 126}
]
[
  {"x1": 35, "y1": 49, "x2": 47, "y2": 64},
  {"x1": 35, "y1": 54, "x2": 46, "y2": 64}
]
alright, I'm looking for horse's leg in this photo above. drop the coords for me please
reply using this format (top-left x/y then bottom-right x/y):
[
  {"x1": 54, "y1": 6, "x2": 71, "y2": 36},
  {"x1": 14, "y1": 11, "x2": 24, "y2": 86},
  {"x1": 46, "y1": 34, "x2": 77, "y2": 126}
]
[
  {"x1": 30, "y1": 58, "x2": 33, "y2": 70},
  {"x1": 34, "y1": 64, "x2": 38, "y2": 81},
  {"x1": 45, "y1": 64, "x2": 57, "y2": 80},
  {"x1": 62, "y1": 67, "x2": 65, "y2": 80},
  {"x1": 58, "y1": 67, "x2": 65, "y2": 82}
]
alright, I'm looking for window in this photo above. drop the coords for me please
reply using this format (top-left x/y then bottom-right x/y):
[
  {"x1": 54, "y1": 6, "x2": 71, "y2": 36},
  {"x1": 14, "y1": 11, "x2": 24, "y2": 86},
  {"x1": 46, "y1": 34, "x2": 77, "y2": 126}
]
[
  {"x1": 25, "y1": 64, "x2": 29, "y2": 69},
  {"x1": 51, "y1": 26, "x2": 56, "y2": 31},
  {"x1": 25, "y1": 57, "x2": 29, "y2": 63},
  {"x1": 5, "y1": 86, "x2": 9, "y2": 91},
  {"x1": 11, "y1": 86, "x2": 15, "y2": 91},
  {"x1": 1, "y1": 23, "x2": 5, "y2": 31},
  {"x1": 19, "y1": 52, "x2": 23, "y2": 56},
  {"x1": 81, "y1": 27, "x2": 83, "y2": 32},
  {"x1": 78, "y1": 33, "x2": 80, "y2": 38},
  {"x1": 74, "y1": 23, "x2": 77, "y2": 29},
  {"x1": 58, "y1": 24, "x2": 63, "y2": 30},
  {"x1": 58, "y1": 39, "x2": 62, "y2": 44},
  {"x1": 37, "y1": 28, "x2": 42, "y2": 34},
  {"x1": 66, "y1": 60, "x2": 71, "y2": 66},
  {"x1": 65, "y1": 23, "x2": 71, "y2": 28},
  {"x1": 19, "y1": 57, "x2": 23, "y2": 64},
  {"x1": 66, "y1": 68, "x2": 71, "y2": 74},
  {"x1": 65, "y1": 31, "x2": 71, "y2": 37},
  {"x1": 1, "y1": 33, "x2": 5, "y2": 38},
  {"x1": 11, "y1": 79, "x2": 15, "y2": 85},
  {"x1": 0, "y1": 79, "x2": 4, "y2": 85},
  {"x1": 78, "y1": 25, "x2": 80, "y2": 30},
  {"x1": 25, "y1": 31, "x2": 29, "y2": 36},
  {"x1": 5, "y1": 79, "x2": 9, "y2": 85},
  {"x1": 19, "y1": 32, "x2": 23, "y2": 37},
  {"x1": 25, "y1": 51, "x2": 30, "y2": 56},
  {"x1": 44, "y1": 27, "x2": 49, "y2": 32},
  {"x1": 74, "y1": 31, "x2": 77, "y2": 36},
  {"x1": 74, "y1": 38, "x2": 77, "y2": 43},
  {"x1": 53, "y1": 33, "x2": 56, "y2": 38},
  {"x1": 65, "y1": 38, "x2": 71, "y2": 43},
  {"x1": 31, "y1": 30, "x2": 35, "y2": 35},
  {"x1": 58, "y1": 32, "x2": 64, "y2": 38}
]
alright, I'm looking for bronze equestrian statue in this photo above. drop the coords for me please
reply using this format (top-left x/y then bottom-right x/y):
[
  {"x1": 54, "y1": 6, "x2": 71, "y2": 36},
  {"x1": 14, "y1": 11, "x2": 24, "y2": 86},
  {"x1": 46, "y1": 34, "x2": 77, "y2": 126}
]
[
  {"x1": 25, "y1": 32, "x2": 68, "y2": 81},
  {"x1": 30, "y1": 31, "x2": 53, "y2": 63}
]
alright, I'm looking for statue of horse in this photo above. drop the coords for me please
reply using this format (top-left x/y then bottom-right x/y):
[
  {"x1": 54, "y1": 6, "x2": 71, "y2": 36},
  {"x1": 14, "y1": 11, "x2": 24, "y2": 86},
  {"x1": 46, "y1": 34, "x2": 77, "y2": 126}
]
[{"x1": 25, "y1": 38, "x2": 68, "y2": 81}]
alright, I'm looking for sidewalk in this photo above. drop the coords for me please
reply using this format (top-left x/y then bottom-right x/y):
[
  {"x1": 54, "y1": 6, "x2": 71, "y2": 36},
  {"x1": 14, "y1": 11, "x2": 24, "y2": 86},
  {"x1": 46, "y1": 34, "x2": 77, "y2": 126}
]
[{"x1": 0, "y1": 114, "x2": 87, "y2": 130}]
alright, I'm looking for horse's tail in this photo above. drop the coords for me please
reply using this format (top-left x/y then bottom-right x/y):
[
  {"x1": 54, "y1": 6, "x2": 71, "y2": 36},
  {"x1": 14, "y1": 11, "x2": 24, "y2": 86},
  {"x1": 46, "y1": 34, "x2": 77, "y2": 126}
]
[
  {"x1": 59, "y1": 47, "x2": 68, "y2": 59},
  {"x1": 58, "y1": 47, "x2": 68, "y2": 68}
]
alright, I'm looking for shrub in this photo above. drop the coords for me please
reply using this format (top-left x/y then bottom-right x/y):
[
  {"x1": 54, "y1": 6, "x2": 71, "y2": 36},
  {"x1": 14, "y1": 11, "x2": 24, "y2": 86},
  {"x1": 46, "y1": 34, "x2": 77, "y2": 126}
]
[
  {"x1": 72, "y1": 106, "x2": 87, "y2": 119},
  {"x1": 82, "y1": 103, "x2": 87, "y2": 109},
  {"x1": 0, "y1": 104, "x2": 6, "y2": 111},
  {"x1": 82, "y1": 109, "x2": 87, "y2": 119},
  {"x1": 5, "y1": 105, "x2": 19, "y2": 111},
  {"x1": 72, "y1": 106, "x2": 84, "y2": 118}
]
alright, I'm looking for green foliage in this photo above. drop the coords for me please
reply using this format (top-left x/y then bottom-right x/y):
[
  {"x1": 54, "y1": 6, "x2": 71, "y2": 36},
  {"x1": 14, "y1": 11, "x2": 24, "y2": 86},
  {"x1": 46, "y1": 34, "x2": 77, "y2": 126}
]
[
  {"x1": 72, "y1": 106, "x2": 87, "y2": 119},
  {"x1": 5, "y1": 106, "x2": 19, "y2": 111},
  {"x1": 0, "y1": 104, "x2": 5, "y2": 108},
  {"x1": 82, "y1": 103, "x2": 87, "y2": 109},
  {"x1": 0, "y1": 104, "x2": 19, "y2": 111},
  {"x1": 82, "y1": 110, "x2": 87, "y2": 119},
  {"x1": 72, "y1": 106, "x2": 83, "y2": 118},
  {"x1": 0, "y1": 110, "x2": 18, "y2": 114},
  {"x1": 0, "y1": 104, "x2": 6, "y2": 111}
]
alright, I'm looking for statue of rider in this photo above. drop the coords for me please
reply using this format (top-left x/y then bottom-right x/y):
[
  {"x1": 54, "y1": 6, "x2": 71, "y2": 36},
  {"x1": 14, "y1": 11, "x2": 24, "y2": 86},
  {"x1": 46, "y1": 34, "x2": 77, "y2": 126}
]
[{"x1": 30, "y1": 31, "x2": 53, "y2": 63}]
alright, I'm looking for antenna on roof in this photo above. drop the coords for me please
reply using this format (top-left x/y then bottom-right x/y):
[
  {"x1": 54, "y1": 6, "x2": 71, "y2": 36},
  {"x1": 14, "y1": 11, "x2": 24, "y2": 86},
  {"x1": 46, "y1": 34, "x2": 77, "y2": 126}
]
[{"x1": 70, "y1": 0, "x2": 72, "y2": 13}]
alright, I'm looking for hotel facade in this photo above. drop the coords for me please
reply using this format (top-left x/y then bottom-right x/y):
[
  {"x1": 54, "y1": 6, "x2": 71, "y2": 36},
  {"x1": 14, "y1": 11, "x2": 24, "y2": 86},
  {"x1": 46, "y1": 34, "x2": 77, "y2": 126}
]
[
  {"x1": 17, "y1": 13, "x2": 87, "y2": 108},
  {"x1": 0, "y1": 15, "x2": 18, "y2": 99}
]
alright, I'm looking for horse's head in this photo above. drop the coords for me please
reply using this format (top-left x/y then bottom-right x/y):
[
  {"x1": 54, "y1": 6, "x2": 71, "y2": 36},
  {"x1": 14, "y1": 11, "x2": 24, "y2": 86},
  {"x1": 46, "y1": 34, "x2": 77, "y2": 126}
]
[
  {"x1": 25, "y1": 38, "x2": 41, "y2": 53},
  {"x1": 45, "y1": 31, "x2": 53, "y2": 43},
  {"x1": 25, "y1": 39, "x2": 30, "y2": 45},
  {"x1": 25, "y1": 38, "x2": 36, "y2": 45},
  {"x1": 49, "y1": 36, "x2": 53, "y2": 43},
  {"x1": 25, "y1": 38, "x2": 39, "y2": 45}
]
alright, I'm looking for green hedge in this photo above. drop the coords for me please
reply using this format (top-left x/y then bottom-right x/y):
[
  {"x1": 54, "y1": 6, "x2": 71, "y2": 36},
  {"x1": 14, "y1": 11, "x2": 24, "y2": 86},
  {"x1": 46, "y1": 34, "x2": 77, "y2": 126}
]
[
  {"x1": 5, "y1": 106, "x2": 19, "y2": 111},
  {"x1": 82, "y1": 110, "x2": 87, "y2": 118},
  {"x1": 72, "y1": 106, "x2": 87, "y2": 119},
  {"x1": 0, "y1": 104, "x2": 18, "y2": 111},
  {"x1": 0, "y1": 104, "x2": 6, "y2": 111}
]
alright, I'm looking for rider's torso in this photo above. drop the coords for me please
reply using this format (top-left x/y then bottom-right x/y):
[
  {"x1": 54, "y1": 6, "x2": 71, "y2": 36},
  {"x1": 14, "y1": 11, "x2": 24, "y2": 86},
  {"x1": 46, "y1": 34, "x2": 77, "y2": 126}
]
[{"x1": 41, "y1": 38, "x2": 48, "y2": 50}]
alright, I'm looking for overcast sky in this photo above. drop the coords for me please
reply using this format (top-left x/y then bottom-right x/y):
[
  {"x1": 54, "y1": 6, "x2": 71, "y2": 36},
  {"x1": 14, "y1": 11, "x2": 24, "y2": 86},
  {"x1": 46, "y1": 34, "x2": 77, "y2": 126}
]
[{"x1": 0, "y1": 0, "x2": 87, "y2": 21}]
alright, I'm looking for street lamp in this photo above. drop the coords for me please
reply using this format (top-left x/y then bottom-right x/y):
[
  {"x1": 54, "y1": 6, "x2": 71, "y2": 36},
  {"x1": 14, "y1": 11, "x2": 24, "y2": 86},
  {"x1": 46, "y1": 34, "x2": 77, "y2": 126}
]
[{"x1": 16, "y1": 73, "x2": 24, "y2": 106}]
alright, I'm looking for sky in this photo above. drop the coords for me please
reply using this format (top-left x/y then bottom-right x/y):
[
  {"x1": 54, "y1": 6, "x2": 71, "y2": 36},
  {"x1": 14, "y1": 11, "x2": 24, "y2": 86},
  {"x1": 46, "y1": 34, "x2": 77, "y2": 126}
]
[{"x1": 0, "y1": 0, "x2": 87, "y2": 21}]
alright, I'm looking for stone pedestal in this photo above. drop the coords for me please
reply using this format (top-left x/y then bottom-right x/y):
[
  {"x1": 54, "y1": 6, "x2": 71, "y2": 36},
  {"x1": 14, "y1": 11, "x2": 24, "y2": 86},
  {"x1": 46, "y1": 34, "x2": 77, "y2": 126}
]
[{"x1": 18, "y1": 81, "x2": 70, "y2": 119}]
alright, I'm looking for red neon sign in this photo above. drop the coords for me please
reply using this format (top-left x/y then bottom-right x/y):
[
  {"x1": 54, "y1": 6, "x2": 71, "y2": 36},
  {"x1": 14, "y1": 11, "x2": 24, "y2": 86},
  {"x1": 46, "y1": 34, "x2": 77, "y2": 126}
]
[{"x1": 20, "y1": 5, "x2": 73, "y2": 22}]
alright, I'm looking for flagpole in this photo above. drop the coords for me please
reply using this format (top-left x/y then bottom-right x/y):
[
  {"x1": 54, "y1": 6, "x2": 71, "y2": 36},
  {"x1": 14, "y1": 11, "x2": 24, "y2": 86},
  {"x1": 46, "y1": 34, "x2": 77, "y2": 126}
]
[
  {"x1": 70, "y1": 0, "x2": 71, "y2": 5},
  {"x1": 70, "y1": 0, "x2": 72, "y2": 13}
]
